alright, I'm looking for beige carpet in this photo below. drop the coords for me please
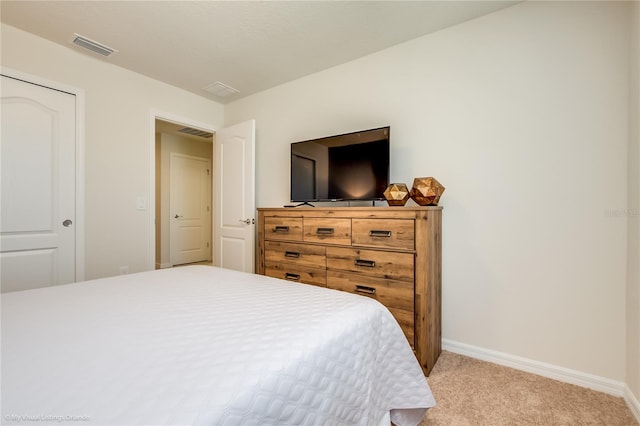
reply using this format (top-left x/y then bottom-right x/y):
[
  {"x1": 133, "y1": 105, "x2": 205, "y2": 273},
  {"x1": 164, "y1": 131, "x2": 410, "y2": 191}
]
[{"x1": 420, "y1": 351, "x2": 637, "y2": 426}]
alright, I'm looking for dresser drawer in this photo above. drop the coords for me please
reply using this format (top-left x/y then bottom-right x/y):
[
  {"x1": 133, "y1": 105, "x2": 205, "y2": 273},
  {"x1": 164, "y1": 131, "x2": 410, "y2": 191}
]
[
  {"x1": 327, "y1": 271, "x2": 414, "y2": 311},
  {"x1": 326, "y1": 247, "x2": 414, "y2": 281},
  {"x1": 387, "y1": 307, "x2": 415, "y2": 345},
  {"x1": 264, "y1": 217, "x2": 303, "y2": 241},
  {"x1": 352, "y1": 219, "x2": 414, "y2": 250},
  {"x1": 264, "y1": 241, "x2": 326, "y2": 268},
  {"x1": 303, "y1": 218, "x2": 351, "y2": 245},
  {"x1": 327, "y1": 271, "x2": 415, "y2": 344},
  {"x1": 264, "y1": 262, "x2": 326, "y2": 287}
]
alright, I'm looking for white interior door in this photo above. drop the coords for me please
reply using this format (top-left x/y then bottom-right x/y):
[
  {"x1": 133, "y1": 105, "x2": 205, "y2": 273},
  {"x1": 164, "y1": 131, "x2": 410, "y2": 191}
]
[
  {"x1": 170, "y1": 153, "x2": 211, "y2": 266},
  {"x1": 0, "y1": 75, "x2": 76, "y2": 293},
  {"x1": 214, "y1": 120, "x2": 255, "y2": 272}
]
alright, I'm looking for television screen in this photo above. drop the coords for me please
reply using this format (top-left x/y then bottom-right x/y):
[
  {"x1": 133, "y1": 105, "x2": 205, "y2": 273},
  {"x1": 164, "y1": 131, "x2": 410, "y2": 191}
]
[{"x1": 291, "y1": 126, "x2": 390, "y2": 202}]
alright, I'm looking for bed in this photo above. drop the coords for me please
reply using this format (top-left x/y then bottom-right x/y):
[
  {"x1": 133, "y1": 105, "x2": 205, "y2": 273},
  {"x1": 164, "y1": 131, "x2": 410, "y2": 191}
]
[{"x1": 1, "y1": 266, "x2": 435, "y2": 425}]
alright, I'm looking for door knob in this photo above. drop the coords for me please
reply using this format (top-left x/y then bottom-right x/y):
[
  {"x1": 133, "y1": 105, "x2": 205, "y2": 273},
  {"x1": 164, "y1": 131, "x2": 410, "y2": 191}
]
[
  {"x1": 238, "y1": 218, "x2": 255, "y2": 225},
  {"x1": 174, "y1": 214, "x2": 183, "y2": 219},
  {"x1": 63, "y1": 219, "x2": 73, "y2": 227}
]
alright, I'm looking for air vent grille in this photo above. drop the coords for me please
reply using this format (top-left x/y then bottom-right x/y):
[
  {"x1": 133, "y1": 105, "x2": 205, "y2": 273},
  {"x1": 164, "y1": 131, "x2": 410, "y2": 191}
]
[
  {"x1": 72, "y1": 34, "x2": 118, "y2": 57},
  {"x1": 203, "y1": 81, "x2": 240, "y2": 98},
  {"x1": 178, "y1": 127, "x2": 213, "y2": 139}
]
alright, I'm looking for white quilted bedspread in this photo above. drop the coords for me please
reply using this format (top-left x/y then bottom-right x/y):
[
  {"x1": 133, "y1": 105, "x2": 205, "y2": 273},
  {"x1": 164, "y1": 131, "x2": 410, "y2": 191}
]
[{"x1": 1, "y1": 266, "x2": 435, "y2": 425}]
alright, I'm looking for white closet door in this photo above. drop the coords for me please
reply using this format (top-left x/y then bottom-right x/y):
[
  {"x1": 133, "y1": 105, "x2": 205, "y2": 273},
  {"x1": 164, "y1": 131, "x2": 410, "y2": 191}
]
[{"x1": 1, "y1": 75, "x2": 76, "y2": 292}]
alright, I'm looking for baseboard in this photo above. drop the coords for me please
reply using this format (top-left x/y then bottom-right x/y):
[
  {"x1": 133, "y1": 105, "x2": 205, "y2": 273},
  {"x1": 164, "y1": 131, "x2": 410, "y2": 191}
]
[
  {"x1": 442, "y1": 339, "x2": 625, "y2": 397},
  {"x1": 156, "y1": 262, "x2": 172, "y2": 269},
  {"x1": 624, "y1": 384, "x2": 640, "y2": 424}
]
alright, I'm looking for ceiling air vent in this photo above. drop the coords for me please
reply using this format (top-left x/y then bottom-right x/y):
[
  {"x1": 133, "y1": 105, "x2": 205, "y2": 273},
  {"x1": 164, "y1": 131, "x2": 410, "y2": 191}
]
[
  {"x1": 72, "y1": 34, "x2": 118, "y2": 57},
  {"x1": 203, "y1": 81, "x2": 240, "y2": 98},
  {"x1": 178, "y1": 127, "x2": 213, "y2": 139}
]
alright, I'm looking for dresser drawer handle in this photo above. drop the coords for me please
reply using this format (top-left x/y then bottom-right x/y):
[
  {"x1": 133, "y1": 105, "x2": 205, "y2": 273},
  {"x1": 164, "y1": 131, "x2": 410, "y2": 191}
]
[
  {"x1": 316, "y1": 227, "x2": 335, "y2": 235},
  {"x1": 284, "y1": 272, "x2": 301, "y2": 281},
  {"x1": 354, "y1": 259, "x2": 376, "y2": 268},
  {"x1": 369, "y1": 230, "x2": 392, "y2": 238},
  {"x1": 355, "y1": 285, "x2": 376, "y2": 295},
  {"x1": 284, "y1": 251, "x2": 300, "y2": 258},
  {"x1": 273, "y1": 225, "x2": 290, "y2": 233}
]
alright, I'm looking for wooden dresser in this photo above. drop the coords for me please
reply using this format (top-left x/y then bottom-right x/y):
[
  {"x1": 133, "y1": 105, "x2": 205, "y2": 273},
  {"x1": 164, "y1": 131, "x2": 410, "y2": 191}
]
[{"x1": 257, "y1": 206, "x2": 442, "y2": 375}]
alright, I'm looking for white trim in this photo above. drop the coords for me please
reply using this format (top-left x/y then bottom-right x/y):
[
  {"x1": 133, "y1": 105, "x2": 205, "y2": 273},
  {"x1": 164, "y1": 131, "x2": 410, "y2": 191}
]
[
  {"x1": 624, "y1": 384, "x2": 640, "y2": 424},
  {"x1": 442, "y1": 339, "x2": 625, "y2": 397},
  {"x1": 156, "y1": 262, "x2": 173, "y2": 269},
  {"x1": 0, "y1": 66, "x2": 86, "y2": 282},
  {"x1": 148, "y1": 110, "x2": 217, "y2": 271}
]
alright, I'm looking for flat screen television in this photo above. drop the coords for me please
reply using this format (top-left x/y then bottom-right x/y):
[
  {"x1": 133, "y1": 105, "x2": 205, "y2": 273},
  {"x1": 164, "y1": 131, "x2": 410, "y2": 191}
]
[{"x1": 290, "y1": 126, "x2": 390, "y2": 202}]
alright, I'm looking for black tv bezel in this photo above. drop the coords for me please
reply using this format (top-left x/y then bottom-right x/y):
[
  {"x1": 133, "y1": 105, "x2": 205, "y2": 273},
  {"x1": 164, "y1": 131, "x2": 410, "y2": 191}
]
[{"x1": 290, "y1": 126, "x2": 390, "y2": 203}]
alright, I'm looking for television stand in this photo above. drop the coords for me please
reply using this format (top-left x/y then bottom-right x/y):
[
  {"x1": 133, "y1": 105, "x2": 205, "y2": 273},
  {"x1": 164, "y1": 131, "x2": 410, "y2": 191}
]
[{"x1": 257, "y1": 206, "x2": 443, "y2": 375}]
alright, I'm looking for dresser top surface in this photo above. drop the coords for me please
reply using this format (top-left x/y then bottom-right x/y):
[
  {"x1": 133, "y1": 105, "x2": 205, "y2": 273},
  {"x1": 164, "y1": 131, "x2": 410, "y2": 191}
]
[{"x1": 258, "y1": 206, "x2": 443, "y2": 212}]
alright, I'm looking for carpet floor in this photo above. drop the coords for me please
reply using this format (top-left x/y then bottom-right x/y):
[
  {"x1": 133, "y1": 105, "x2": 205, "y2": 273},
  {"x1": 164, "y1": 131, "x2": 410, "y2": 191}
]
[{"x1": 420, "y1": 351, "x2": 638, "y2": 426}]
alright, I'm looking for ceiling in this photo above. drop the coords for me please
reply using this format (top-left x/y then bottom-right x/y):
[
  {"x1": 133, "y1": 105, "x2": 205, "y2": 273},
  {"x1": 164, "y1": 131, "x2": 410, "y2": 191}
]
[{"x1": 1, "y1": 1, "x2": 519, "y2": 104}]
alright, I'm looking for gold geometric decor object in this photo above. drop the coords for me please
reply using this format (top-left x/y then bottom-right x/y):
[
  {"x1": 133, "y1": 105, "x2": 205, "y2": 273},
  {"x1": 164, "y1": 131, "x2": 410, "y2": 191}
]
[
  {"x1": 410, "y1": 177, "x2": 445, "y2": 206},
  {"x1": 383, "y1": 183, "x2": 410, "y2": 206}
]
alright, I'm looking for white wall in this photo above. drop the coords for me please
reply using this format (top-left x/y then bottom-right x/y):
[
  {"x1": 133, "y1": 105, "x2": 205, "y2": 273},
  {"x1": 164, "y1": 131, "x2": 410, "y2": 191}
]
[
  {"x1": 226, "y1": 1, "x2": 630, "y2": 382},
  {"x1": 1, "y1": 23, "x2": 224, "y2": 279},
  {"x1": 627, "y1": 0, "x2": 640, "y2": 405},
  {"x1": 155, "y1": 132, "x2": 213, "y2": 268}
]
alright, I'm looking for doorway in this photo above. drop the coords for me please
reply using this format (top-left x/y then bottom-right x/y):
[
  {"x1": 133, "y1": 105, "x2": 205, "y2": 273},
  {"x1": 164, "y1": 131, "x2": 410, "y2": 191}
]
[{"x1": 154, "y1": 118, "x2": 214, "y2": 269}]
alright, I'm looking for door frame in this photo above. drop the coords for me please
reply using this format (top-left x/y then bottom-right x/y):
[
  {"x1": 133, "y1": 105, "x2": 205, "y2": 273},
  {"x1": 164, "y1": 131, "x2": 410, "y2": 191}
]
[
  {"x1": 148, "y1": 110, "x2": 217, "y2": 270},
  {"x1": 1, "y1": 66, "x2": 86, "y2": 282}
]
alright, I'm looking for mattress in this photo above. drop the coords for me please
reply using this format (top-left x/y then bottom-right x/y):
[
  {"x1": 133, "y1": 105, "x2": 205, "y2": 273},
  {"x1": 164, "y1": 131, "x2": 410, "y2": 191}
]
[{"x1": 1, "y1": 266, "x2": 435, "y2": 425}]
